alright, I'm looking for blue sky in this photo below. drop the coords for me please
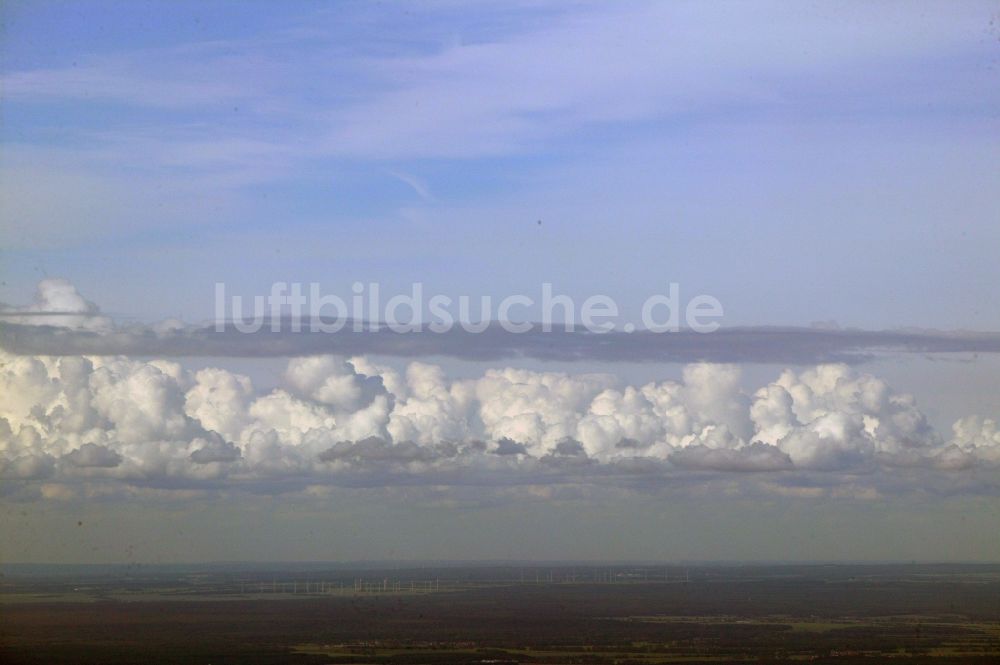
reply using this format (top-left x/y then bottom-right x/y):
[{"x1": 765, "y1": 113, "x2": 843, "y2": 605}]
[{"x1": 2, "y1": 0, "x2": 999, "y2": 328}]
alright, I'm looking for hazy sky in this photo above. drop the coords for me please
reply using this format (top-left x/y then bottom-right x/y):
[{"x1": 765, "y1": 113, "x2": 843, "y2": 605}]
[
  {"x1": 1, "y1": 1, "x2": 999, "y2": 563},
  {"x1": 3, "y1": 0, "x2": 999, "y2": 327}
]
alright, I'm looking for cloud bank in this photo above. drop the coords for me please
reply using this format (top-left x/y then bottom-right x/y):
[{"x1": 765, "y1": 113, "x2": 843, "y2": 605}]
[{"x1": 2, "y1": 347, "x2": 998, "y2": 501}]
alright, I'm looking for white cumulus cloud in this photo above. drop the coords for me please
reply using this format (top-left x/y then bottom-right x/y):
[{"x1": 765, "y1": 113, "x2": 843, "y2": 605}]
[{"x1": 1, "y1": 348, "x2": 998, "y2": 500}]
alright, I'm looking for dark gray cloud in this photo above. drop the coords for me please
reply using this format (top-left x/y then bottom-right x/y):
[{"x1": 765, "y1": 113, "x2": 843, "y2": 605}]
[
  {"x1": 189, "y1": 436, "x2": 242, "y2": 464},
  {"x1": 319, "y1": 437, "x2": 443, "y2": 465},
  {"x1": 668, "y1": 442, "x2": 794, "y2": 472},
  {"x1": 63, "y1": 443, "x2": 122, "y2": 468},
  {"x1": 494, "y1": 437, "x2": 529, "y2": 455},
  {"x1": 549, "y1": 438, "x2": 587, "y2": 457}
]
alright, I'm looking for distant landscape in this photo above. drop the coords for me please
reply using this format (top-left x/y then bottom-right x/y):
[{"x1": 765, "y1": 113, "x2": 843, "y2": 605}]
[{"x1": 3, "y1": 564, "x2": 999, "y2": 664}]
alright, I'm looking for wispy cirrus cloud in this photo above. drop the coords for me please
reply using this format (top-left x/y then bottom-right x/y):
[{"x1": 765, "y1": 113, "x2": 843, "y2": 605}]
[{"x1": 4, "y1": 1, "x2": 998, "y2": 246}]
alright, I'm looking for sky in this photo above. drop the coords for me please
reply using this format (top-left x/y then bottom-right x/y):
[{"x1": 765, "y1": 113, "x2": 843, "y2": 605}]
[{"x1": 1, "y1": 1, "x2": 999, "y2": 563}]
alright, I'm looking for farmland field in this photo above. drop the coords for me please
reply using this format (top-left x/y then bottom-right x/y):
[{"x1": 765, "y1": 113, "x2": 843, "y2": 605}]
[{"x1": 2, "y1": 564, "x2": 999, "y2": 664}]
